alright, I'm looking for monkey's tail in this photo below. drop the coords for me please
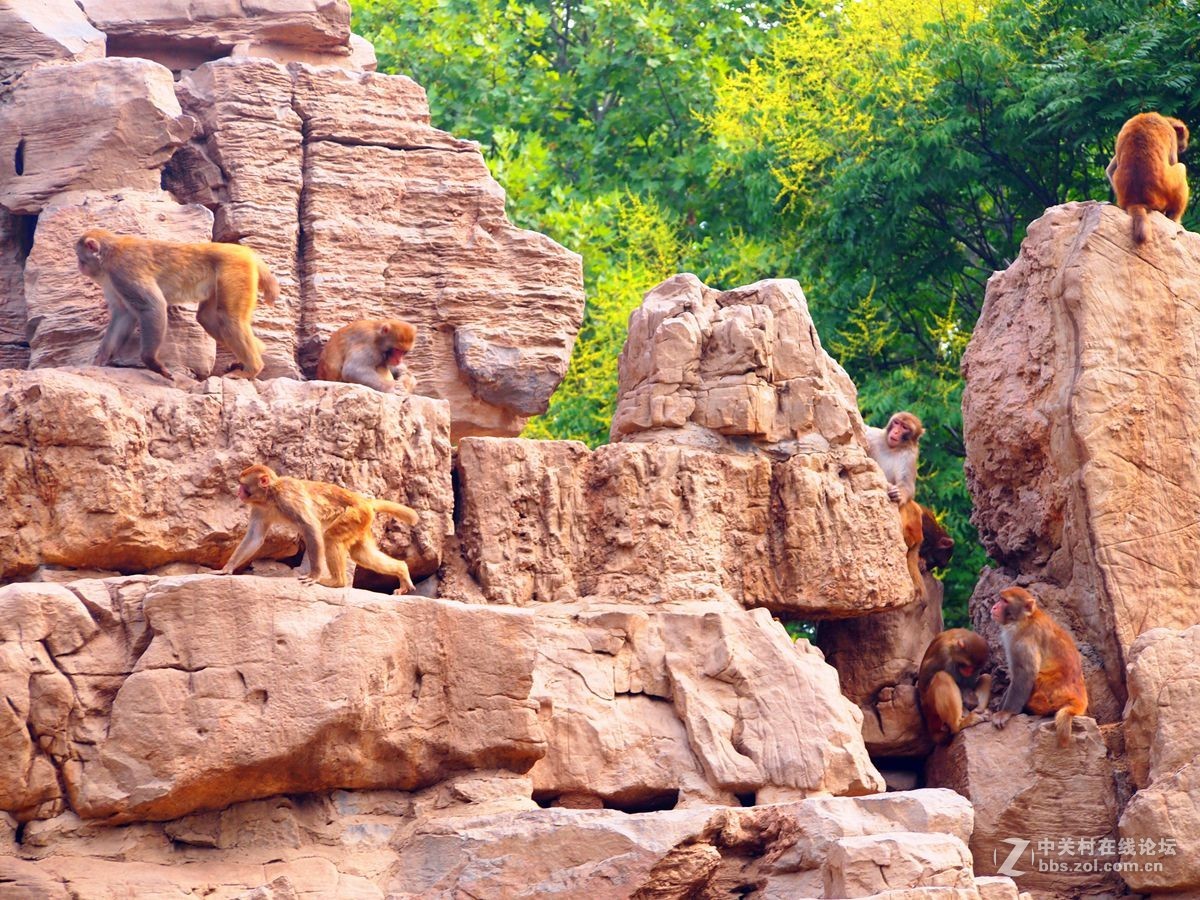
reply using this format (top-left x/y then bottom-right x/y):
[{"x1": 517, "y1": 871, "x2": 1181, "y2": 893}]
[
  {"x1": 257, "y1": 257, "x2": 280, "y2": 305},
  {"x1": 1128, "y1": 204, "x2": 1149, "y2": 244},
  {"x1": 1055, "y1": 703, "x2": 1085, "y2": 748},
  {"x1": 373, "y1": 500, "x2": 419, "y2": 525}
]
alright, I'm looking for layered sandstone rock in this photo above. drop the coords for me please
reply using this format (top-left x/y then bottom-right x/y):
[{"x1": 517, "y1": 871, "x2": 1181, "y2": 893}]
[
  {"x1": 1, "y1": 787, "x2": 988, "y2": 898},
  {"x1": 0, "y1": 209, "x2": 29, "y2": 369},
  {"x1": 24, "y1": 191, "x2": 217, "y2": 375},
  {"x1": 0, "y1": 58, "x2": 193, "y2": 215},
  {"x1": 0, "y1": 571, "x2": 884, "y2": 827},
  {"x1": 962, "y1": 201, "x2": 1200, "y2": 717},
  {"x1": 818, "y1": 577, "x2": 944, "y2": 756},
  {"x1": 612, "y1": 274, "x2": 863, "y2": 454},
  {"x1": 0, "y1": 368, "x2": 451, "y2": 581},
  {"x1": 454, "y1": 436, "x2": 913, "y2": 617},
  {"x1": 0, "y1": 0, "x2": 105, "y2": 90},
  {"x1": 927, "y1": 715, "x2": 1119, "y2": 898},
  {"x1": 1117, "y1": 626, "x2": 1200, "y2": 894},
  {"x1": 76, "y1": 0, "x2": 352, "y2": 71}
]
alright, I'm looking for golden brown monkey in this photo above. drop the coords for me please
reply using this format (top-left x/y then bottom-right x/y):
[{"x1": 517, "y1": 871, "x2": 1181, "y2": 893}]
[
  {"x1": 919, "y1": 505, "x2": 955, "y2": 571},
  {"x1": 219, "y1": 464, "x2": 420, "y2": 594},
  {"x1": 918, "y1": 629, "x2": 993, "y2": 745},
  {"x1": 865, "y1": 411, "x2": 923, "y2": 504},
  {"x1": 1106, "y1": 112, "x2": 1190, "y2": 244},
  {"x1": 899, "y1": 500, "x2": 927, "y2": 601},
  {"x1": 76, "y1": 229, "x2": 278, "y2": 378},
  {"x1": 991, "y1": 586, "x2": 1088, "y2": 747},
  {"x1": 317, "y1": 318, "x2": 417, "y2": 392}
]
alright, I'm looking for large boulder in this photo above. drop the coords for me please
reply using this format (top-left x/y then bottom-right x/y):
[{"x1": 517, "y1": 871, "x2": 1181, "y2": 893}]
[
  {"x1": 927, "y1": 715, "x2": 1119, "y2": 899},
  {"x1": 0, "y1": 369, "x2": 452, "y2": 581},
  {"x1": 961, "y1": 201, "x2": 1200, "y2": 716},
  {"x1": 0, "y1": 58, "x2": 193, "y2": 215},
  {"x1": 0, "y1": 0, "x2": 105, "y2": 91},
  {"x1": 1117, "y1": 626, "x2": 1200, "y2": 895},
  {"x1": 453, "y1": 437, "x2": 913, "y2": 618}
]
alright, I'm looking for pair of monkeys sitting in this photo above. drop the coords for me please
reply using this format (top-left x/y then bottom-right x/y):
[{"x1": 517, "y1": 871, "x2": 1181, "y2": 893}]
[
  {"x1": 868, "y1": 412, "x2": 1088, "y2": 750},
  {"x1": 75, "y1": 228, "x2": 422, "y2": 593}
]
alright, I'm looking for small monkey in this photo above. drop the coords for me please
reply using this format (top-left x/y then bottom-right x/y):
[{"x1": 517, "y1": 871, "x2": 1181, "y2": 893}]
[
  {"x1": 865, "y1": 411, "x2": 923, "y2": 504},
  {"x1": 76, "y1": 229, "x2": 278, "y2": 379},
  {"x1": 919, "y1": 505, "x2": 955, "y2": 571},
  {"x1": 219, "y1": 464, "x2": 420, "y2": 594},
  {"x1": 991, "y1": 586, "x2": 1088, "y2": 747},
  {"x1": 918, "y1": 629, "x2": 993, "y2": 745},
  {"x1": 317, "y1": 318, "x2": 417, "y2": 393},
  {"x1": 1106, "y1": 112, "x2": 1190, "y2": 244}
]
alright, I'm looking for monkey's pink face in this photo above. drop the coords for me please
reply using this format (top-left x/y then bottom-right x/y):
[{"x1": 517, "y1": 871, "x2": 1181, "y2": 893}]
[
  {"x1": 992, "y1": 599, "x2": 1015, "y2": 624},
  {"x1": 75, "y1": 246, "x2": 102, "y2": 278},
  {"x1": 237, "y1": 483, "x2": 251, "y2": 501},
  {"x1": 886, "y1": 421, "x2": 911, "y2": 448},
  {"x1": 386, "y1": 348, "x2": 405, "y2": 367}
]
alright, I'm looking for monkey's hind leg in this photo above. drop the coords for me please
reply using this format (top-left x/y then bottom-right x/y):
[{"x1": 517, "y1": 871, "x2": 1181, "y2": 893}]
[
  {"x1": 929, "y1": 670, "x2": 973, "y2": 736},
  {"x1": 350, "y1": 536, "x2": 416, "y2": 595},
  {"x1": 211, "y1": 266, "x2": 265, "y2": 378}
]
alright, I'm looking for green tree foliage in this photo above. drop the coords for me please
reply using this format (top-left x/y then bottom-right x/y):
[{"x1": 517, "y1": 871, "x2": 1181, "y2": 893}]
[{"x1": 355, "y1": 0, "x2": 1200, "y2": 623}]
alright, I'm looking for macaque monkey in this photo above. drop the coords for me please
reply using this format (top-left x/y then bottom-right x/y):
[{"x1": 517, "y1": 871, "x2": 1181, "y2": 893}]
[
  {"x1": 865, "y1": 411, "x2": 923, "y2": 504},
  {"x1": 76, "y1": 229, "x2": 278, "y2": 378},
  {"x1": 316, "y1": 318, "x2": 417, "y2": 393},
  {"x1": 899, "y1": 500, "x2": 927, "y2": 601},
  {"x1": 918, "y1": 629, "x2": 993, "y2": 745},
  {"x1": 919, "y1": 505, "x2": 955, "y2": 570},
  {"x1": 991, "y1": 586, "x2": 1088, "y2": 747},
  {"x1": 219, "y1": 464, "x2": 420, "y2": 594},
  {"x1": 1106, "y1": 112, "x2": 1190, "y2": 244}
]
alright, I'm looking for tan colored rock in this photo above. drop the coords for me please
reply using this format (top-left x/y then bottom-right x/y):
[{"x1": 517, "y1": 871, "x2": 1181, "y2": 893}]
[
  {"x1": 168, "y1": 59, "x2": 305, "y2": 378},
  {"x1": 453, "y1": 437, "x2": 912, "y2": 617},
  {"x1": 0, "y1": 208, "x2": 30, "y2": 369},
  {"x1": 0, "y1": 0, "x2": 105, "y2": 90},
  {"x1": 927, "y1": 714, "x2": 1119, "y2": 898},
  {"x1": 77, "y1": 0, "x2": 351, "y2": 71},
  {"x1": 299, "y1": 139, "x2": 583, "y2": 439},
  {"x1": 0, "y1": 58, "x2": 193, "y2": 215},
  {"x1": 973, "y1": 876, "x2": 1022, "y2": 900},
  {"x1": 0, "y1": 789, "x2": 975, "y2": 897},
  {"x1": 23, "y1": 190, "x2": 217, "y2": 376},
  {"x1": 822, "y1": 832, "x2": 975, "y2": 897},
  {"x1": 819, "y1": 576, "x2": 944, "y2": 756},
  {"x1": 612, "y1": 275, "x2": 865, "y2": 454},
  {"x1": 1115, "y1": 625, "x2": 1200, "y2": 895},
  {"x1": 0, "y1": 368, "x2": 451, "y2": 580},
  {"x1": 962, "y1": 201, "x2": 1200, "y2": 714},
  {"x1": 528, "y1": 603, "x2": 885, "y2": 806}
]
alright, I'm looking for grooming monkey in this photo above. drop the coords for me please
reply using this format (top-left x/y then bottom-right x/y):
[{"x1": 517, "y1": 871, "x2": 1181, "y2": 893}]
[
  {"x1": 1106, "y1": 112, "x2": 1190, "y2": 244},
  {"x1": 76, "y1": 229, "x2": 278, "y2": 378},
  {"x1": 219, "y1": 464, "x2": 419, "y2": 594},
  {"x1": 918, "y1": 629, "x2": 992, "y2": 745},
  {"x1": 919, "y1": 505, "x2": 955, "y2": 571},
  {"x1": 991, "y1": 586, "x2": 1088, "y2": 747},
  {"x1": 317, "y1": 318, "x2": 417, "y2": 393}
]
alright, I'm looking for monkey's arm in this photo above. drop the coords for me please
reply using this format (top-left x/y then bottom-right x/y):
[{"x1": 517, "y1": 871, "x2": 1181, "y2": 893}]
[
  {"x1": 94, "y1": 283, "x2": 138, "y2": 366},
  {"x1": 390, "y1": 365, "x2": 416, "y2": 393},
  {"x1": 973, "y1": 673, "x2": 993, "y2": 712},
  {"x1": 993, "y1": 645, "x2": 1038, "y2": 727},
  {"x1": 1105, "y1": 156, "x2": 1117, "y2": 189},
  {"x1": 219, "y1": 510, "x2": 269, "y2": 574},
  {"x1": 342, "y1": 356, "x2": 393, "y2": 392},
  {"x1": 278, "y1": 496, "x2": 328, "y2": 584}
]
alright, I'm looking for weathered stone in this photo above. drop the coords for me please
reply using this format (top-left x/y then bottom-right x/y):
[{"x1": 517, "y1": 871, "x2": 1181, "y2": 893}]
[
  {"x1": 453, "y1": 437, "x2": 912, "y2": 617},
  {"x1": 0, "y1": 58, "x2": 193, "y2": 215},
  {"x1": 0, "y1": 369, "x2": 451, "y2": 580},
  {"x1": 299, "y1": 139, "x2": 583, "y2": 440},
  {"x1": 612, "y1": 275, "x2": 864, "y2": 454},
  {"x1": 0, "y1": 0, "x2": 105, "y2": 91},
  {"x1": 526, "y1": 604, "x2": 885, "y2": 806},
  {"x1": 0, "y1": 208, "x2": 31, "y2": 369},
  {"x1": 168, "y1": 59, "x2": 305, "y2": 378},
  {"x1": 77, "y1": 0, "x2": 351, "y2": 71},
  {"x1": 927, "y1": 714, "x2": 1119, "y2": 898},
  {"x1": 962, "y1": 201, "x2": 1200, "y2": 714},
  {"x1": 1116, "y1": 626, "x2": 1200, "y2": 895},
  {"x1": 23, "y1": 190, "x2": 217, "y2": 376},
  {"x1": 822, "y1": 832, "x2": 975, "y2": 897}
]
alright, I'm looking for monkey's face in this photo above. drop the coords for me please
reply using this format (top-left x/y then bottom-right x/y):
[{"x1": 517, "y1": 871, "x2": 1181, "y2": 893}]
[
  {"x1": 380, "y1": 321, "x2": 416, "y2": 367},
  {"x1": 75, "y1": 235, "x2": 104, "y2": 279},
  {"x1": 993, "y1": 589, "x2": 1034, "y2": 625},
  {"x1": 236, "y1": 466, "x2": 273, "y2": 504},
  {"x1": 886, "y1": 419, "x2": 913, "y2": 449}
]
